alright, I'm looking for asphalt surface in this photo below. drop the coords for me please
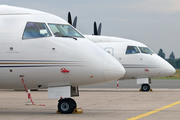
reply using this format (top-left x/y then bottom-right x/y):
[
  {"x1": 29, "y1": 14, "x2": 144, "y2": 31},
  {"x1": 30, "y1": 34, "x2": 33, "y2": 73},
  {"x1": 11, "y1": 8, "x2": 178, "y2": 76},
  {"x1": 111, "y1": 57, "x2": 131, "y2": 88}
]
[
  {"x1": 80, "y1": 79, "x2": 180, "y2": 89},
  {"x1": 0, "y1": 79, "x2": 180, "y2": 120}
]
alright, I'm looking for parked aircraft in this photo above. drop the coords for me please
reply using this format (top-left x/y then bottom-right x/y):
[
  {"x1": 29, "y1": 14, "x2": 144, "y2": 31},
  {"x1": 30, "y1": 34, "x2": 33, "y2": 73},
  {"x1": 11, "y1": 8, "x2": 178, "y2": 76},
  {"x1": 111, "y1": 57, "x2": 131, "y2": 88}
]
[
  {"x1": 68, "y1": 13, "x2": 176, "y2": 91},
  {"x1": 0, "y1": 5, "x2": 126, "y2": 114},
  {"x1": 85, "y1": 35, "x2": 175, "y2": 91}
]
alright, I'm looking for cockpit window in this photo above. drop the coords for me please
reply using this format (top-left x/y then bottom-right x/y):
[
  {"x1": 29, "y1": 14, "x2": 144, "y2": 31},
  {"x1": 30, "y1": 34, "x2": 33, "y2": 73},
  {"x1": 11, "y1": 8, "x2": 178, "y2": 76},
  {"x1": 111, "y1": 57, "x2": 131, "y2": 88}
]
[
  {"x1": 126, "y1": 46, "x2": 140, "y2": 54},
  {"x1": 22, "y1": 22, "x2": 52, "y2": 39},
  {"x1": 48, "y1": 24, "x2": 84, "y2": 38},
  {"x1": 139, "y1": 47, "x2": 154, "y2": 54}
]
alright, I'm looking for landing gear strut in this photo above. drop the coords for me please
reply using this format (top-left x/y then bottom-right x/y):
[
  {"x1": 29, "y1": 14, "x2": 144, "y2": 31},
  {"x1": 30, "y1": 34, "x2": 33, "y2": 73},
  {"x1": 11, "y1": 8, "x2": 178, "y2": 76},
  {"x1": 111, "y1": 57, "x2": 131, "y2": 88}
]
[
  {"x1": 58, "y1": 98, "x2": 77, "y2": 114},
  {"x1": 141, "y1": 84, "x2": 150, "y2": 91}
]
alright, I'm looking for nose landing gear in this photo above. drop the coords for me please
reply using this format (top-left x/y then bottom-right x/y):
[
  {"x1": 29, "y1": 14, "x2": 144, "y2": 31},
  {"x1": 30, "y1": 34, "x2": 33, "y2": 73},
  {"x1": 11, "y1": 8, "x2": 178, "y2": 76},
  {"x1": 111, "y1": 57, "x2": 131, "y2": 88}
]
[
  {"x1": 57, "y1": 98, "x2": 82, "y2": 114},
  {"x1": 57, "y1": 98, "x2": 77, "y2": 114},
  {"x1": 139, "y1": 84, "x2": 152, "y2": 92},
  {"x1": 141, "y1": 84, "x2": 150, "y2": 91}
]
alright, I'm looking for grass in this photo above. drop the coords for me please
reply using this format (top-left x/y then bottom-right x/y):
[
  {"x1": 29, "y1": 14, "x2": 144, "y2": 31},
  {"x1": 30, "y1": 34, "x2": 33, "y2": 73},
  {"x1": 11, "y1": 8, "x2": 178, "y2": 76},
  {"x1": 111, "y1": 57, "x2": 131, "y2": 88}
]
[{"x1": 154, "y1": 69, "x2": 180, "y2": 79}]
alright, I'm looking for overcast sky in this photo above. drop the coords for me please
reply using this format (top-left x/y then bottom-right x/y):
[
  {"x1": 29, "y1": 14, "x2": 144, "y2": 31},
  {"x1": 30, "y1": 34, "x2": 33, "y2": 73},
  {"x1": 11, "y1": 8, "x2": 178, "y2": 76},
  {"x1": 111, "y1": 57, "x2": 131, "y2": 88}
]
[{"x1": 1, "y1": 0, "x2": 180, "y2": 58}]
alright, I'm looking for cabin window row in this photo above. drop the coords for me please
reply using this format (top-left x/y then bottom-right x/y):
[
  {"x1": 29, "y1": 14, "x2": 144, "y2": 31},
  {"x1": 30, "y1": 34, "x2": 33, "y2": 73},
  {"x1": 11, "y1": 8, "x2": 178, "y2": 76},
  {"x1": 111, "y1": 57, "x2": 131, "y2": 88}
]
[
  {"x1": 126, "y1": 46, "x2": 154, "y2": 54},
  {"x1": 22, "y1": 22, "x2": 83, "y2": 39}
]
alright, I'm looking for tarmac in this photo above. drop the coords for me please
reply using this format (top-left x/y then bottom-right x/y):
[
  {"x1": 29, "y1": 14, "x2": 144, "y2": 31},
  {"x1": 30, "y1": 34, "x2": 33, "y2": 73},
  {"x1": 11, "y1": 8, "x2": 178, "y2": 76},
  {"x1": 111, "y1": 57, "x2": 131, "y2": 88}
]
[{"x1": 0, "y1": 88, "x2": 180, "y2": 120}]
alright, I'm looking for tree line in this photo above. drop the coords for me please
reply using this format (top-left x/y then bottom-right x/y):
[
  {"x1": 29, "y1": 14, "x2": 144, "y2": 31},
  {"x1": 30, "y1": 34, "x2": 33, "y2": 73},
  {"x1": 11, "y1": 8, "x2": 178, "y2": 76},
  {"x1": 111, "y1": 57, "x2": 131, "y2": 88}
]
[{"x1": 158, "y1": 49, "x2": 180, "y2": 69}]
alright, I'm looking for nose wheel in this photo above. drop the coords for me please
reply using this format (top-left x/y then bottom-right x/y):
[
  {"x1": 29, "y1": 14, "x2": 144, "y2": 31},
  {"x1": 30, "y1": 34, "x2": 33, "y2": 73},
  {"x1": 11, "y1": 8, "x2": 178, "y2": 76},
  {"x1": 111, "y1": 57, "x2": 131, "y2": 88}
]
[
  {"x1": 58, "y1": 98, "x2": 77, "y2": 114},
  {"x1": 141, "y1": 84, "x2": 150, "y2": 92}
]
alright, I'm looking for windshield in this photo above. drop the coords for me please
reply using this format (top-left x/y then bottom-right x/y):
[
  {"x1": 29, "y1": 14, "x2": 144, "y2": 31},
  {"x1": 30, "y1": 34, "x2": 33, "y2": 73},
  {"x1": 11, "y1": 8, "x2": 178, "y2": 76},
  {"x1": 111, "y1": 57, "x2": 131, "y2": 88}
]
[
  {"x1": 126, "y1": 46, "x2": 140, "y2": 54},
  {"x1": 23, "y1": 22, "x2": 52, "y2": 39},
  {"x1": 48, "y1": 24, "x2": 84, "y2": 38},
  {"x1": 139, "y1": 47, "x2": 154, "y2": 54}
]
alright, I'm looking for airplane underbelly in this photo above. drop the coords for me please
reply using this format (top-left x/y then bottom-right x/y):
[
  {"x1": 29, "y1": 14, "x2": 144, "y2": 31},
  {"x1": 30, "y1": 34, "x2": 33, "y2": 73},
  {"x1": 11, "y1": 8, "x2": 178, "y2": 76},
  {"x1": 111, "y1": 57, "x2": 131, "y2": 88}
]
[
  {"x1": 121, "y1": 68, "x2": 150, "y2": 79},
  {"x1": 121, "y1": 67, "x2": 161, "y2": 79},
  {"x1": 0, "y1": 67, "x2": 71, "y2": 89}
]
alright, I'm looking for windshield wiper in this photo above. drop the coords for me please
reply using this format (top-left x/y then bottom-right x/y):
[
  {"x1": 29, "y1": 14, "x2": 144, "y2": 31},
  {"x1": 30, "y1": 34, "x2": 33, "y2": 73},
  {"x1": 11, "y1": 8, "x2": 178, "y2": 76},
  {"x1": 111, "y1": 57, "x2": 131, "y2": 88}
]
[{"x1": 62, "y1": 36, "x2": 77, "y2": 40}]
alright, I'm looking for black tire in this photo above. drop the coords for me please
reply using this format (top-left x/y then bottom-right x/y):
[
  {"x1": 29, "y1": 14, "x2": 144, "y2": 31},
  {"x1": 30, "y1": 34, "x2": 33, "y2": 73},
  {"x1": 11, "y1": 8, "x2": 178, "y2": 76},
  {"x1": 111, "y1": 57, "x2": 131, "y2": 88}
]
[
  {"x1": 141, "y1": 84, "x2": 150, "y2": 92},
  {"x1": 67, "y1": 98, "x2": 77, "y2": 110},
  {"x1": 58, "y1": 98, "x2": 74, "y2": 114}
]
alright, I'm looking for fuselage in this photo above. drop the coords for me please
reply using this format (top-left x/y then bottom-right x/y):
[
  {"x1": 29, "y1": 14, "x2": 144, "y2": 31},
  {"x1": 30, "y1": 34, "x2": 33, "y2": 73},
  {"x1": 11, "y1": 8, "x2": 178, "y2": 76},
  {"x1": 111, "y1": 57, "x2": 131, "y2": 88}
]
[
  {"x1": 0, "y1": 5, "x2": 125, "y2": 89},
  {"x1": 85, "y1": 35, "x2": 175, "y2": 79}
]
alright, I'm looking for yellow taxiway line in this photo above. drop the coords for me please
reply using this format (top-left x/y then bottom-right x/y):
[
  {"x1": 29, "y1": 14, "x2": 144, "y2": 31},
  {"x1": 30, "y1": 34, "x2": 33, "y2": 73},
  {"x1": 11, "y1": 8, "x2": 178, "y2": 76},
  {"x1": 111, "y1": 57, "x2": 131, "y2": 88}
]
[{"x1": 127, "y1": 100, "x2": 180, "y2": 120}]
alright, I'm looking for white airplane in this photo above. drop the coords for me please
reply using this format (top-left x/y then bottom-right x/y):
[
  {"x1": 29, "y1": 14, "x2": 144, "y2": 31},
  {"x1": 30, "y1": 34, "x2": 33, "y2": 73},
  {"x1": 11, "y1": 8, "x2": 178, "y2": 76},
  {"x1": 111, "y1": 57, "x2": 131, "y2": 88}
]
[
  {"x1": 67, "y1": 14, "x2": 175, "y2": 92},
  {"x1": 0, "y1": 5, "x2": 126, "y2": 114},
  {"x1": 85, "y1": 35, "x2": 176, "y2": 92}
]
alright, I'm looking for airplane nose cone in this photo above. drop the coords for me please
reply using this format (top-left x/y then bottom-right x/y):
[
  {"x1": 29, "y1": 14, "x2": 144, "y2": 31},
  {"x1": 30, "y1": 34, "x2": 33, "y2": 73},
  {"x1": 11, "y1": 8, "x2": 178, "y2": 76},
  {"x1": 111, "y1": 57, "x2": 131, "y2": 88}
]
[
  {"x1": 103, "y1": 53, "x2": 125, "y2": 82},
  {"x1": 165, "y1": 64, "x2": 176, "y2": 76}
]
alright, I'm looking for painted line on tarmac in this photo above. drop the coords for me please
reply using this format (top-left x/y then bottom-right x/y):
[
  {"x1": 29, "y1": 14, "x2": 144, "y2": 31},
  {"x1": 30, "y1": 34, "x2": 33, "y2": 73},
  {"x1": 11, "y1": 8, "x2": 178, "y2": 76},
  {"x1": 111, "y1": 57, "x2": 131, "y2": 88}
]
[{"x1": 127, "y1": 100, "x2": 180, "y2": 120}]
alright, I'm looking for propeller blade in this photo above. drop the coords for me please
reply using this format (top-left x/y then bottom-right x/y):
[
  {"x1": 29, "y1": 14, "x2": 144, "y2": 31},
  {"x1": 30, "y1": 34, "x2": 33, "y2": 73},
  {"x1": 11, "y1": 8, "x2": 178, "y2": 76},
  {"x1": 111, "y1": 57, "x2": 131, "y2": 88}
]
[
  {"x1": 73, "y1": 16, "x2": 77, "y2": 28},
  {"x1": 98, "y1": 23, "x2": 102, "y2": 35},
  {"x1": 94, "y1": 22, "x2": 98, "y2": 35},
  {"x1": 68, "y1": 12, "x2": 72, "y2": 25}
]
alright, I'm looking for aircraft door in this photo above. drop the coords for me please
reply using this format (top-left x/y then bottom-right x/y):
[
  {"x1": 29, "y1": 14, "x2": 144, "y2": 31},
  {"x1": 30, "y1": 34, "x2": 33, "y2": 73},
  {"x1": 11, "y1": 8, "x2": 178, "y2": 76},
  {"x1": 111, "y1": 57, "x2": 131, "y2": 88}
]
[{"x1": 104, "y1": 47, "x2": 114, "y2": 56}]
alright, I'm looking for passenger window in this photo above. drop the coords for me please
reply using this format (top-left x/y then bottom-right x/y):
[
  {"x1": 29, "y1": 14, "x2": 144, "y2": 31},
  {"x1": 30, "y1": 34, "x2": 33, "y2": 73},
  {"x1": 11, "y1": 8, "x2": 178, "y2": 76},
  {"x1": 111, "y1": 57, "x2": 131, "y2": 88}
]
[
  {"x1": 126, "y1": 46, "x2": 140, "y2": 54},
  {"x1": 22, "y1": 22, "x2": 52, "y2": 39},
  {"x1": 139, "y1": 47, "x2": 154, "y2": 54}
]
